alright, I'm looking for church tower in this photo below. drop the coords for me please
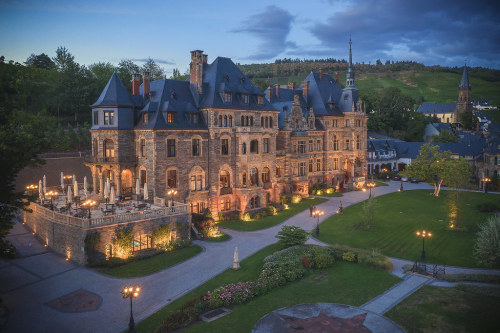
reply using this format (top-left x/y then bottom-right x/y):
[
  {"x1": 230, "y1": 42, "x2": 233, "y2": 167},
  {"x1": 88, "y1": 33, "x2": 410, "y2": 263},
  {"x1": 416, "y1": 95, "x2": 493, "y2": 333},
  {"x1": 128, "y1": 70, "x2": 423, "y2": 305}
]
[{"x1": 455, "y1": 60, "x2": 472, "y2": 123}]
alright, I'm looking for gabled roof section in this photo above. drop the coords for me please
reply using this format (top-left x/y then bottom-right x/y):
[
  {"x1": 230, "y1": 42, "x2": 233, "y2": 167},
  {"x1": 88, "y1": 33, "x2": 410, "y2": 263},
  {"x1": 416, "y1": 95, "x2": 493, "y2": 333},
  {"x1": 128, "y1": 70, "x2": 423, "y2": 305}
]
[
  {"x1": 300, "y1": 72, "x2": 344, "y2": 116},
  {"x1": 92, "y1": 72, "x2": 134, "y2": 107},
  {"x1": 417, "y1": 102, "x2": 457, "y2": 114},
  {"x1": 199, "y1": 57, "x2": 277, "y2": 111}
]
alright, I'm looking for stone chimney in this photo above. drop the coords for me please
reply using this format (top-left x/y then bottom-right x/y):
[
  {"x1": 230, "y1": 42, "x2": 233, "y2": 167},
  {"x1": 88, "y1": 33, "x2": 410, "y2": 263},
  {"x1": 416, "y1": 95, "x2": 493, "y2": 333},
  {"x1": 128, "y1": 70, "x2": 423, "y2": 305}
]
[
  {"x1": 302, "y1": 81, "x2": 309, "y2": 98},
  {"x1": 274, "y1": 84, "x2": 280, "y2": 97},
  {"x1": 142, "y1": 72, "x2": 150, "y2": 96},
  {"x1": 335, "y1": 71, "x2": 340, "y2": 83},
  {"x1": 319, "y1": 68, "x2": 323, "y2": 80},
  {"x1": 190, "y1": 50, "x2": 204, "y2": 94},
  {"x1": 288, "y1": 82, "x2": 296, "y2": 90},
  {"x1": 267, "y1": 87, "x2": 272, "y2": 100},
  {"x1": 132, "y1": 73, "x2": 141, "y2": 95},
  {"x1": 203, "y1": 54, "x2": 208, "y2": 63}
]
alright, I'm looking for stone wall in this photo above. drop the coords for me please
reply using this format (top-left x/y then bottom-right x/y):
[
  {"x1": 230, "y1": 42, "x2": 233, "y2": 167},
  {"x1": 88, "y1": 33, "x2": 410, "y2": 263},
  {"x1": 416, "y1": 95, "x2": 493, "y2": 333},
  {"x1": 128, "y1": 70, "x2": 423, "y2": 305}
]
[{"x1": 22, "y1": 203, "x2": 191, "y2": 265}]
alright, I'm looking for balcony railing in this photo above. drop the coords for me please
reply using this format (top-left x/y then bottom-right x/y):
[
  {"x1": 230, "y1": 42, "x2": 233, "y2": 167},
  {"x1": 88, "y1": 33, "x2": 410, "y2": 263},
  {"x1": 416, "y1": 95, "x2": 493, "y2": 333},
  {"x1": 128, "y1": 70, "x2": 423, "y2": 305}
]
[
  {"x1": 84, "y1": 155, "x2": 138, "y2": 165},
  {"x1": 220, "y1": 187, "x2": 232, "y2": 195}
]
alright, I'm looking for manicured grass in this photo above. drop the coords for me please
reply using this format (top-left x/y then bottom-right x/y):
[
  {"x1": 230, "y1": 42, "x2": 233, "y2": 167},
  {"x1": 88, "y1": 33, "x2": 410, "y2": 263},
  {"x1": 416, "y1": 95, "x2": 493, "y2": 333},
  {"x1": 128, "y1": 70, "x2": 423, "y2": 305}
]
[
  {"x1": 386, "y1": 285, "x2": 500, "y2": 333},
  {"x1": 100, "y1": 245, "x2": 202, "y2": 278},
  {"x1": 218, "y1": 197, "x2": 327, "y2": 231},
  {"x1": 136, "y1": 243, "x2": 401, "y2": 333},
  {"x1": 204, "y1": 232, "x2": 231, "y2": 242},
  {"x1": 314, "y1": 191, "x2": 343, "y2": 197},
  {"x1": 316, "y1": 190, "x2": 500, "y2": 267},
  {"x1": 374, "y1": 180, "x2": 389, "y2": 186}
]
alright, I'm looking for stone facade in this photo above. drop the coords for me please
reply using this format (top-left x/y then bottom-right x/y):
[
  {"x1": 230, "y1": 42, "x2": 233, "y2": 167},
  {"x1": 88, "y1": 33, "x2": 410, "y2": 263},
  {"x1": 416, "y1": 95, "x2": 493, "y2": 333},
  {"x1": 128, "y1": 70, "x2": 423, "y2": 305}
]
[{"x1": 23, "y1": 202, "x2": 190, "y2": 264}]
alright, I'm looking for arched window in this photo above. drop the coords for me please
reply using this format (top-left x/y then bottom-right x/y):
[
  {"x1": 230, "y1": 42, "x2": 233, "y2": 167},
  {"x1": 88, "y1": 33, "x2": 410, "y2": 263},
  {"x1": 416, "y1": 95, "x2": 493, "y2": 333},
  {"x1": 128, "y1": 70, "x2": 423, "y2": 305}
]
[
  {"x1": 242, "y1": 142, "x2": 247, "y2": 154},
  {"x1": 265, "y1": 117, "x2": 269, "y2": 128},
  {"x1": 262, "y1": 167, "x2": 270, "y2": 184},
  {"x1": 250, "y1": 140, "x2": 259, "y2": 153},
  {"x1": 245, "y1": 116, "x2": 249, "y2": 126},
  {"x1": 356, "y1": 135, "x2": 361, "y2": 150},
  {"x1": 250, "y1": 196, "x2": 260, "y2": 209},
  {"x1": 250, "y1": 116, "x2": 254, "y2": 126},
  {"x1": 224, "y1": 115, "x2": 228, "y2": 127},
  {"x1": 140, "y1": 138, "x2": 146, "y2": 157},
  {"x1": 269, "y1": 117, "x2": 273, "y2": 128},
  {"x1": 241, "y1": 115, "x2": 244, "y2": 126},
  {"x1": 220, "y1": 170, "x2": 230, "y2": 188},
  {"x1": 104, "y1": 139, "x2": 115, "y2": 162},
  {"x1": 219, "y1": 115, "x2": 223, "y2": 127},
  {"x1": 242, "y1": 172, "x2": 247, "y2": 186},
  {"x1": 250, "y1": 167, "x2": 259, "y2": 186},
  {"x1": 229, "y1": 115, "x2": 233, "y2": 127},
  {"x1": 333, "y1": 135, "x2": 339, "y2": 151},
  {"x1": 93, "y1": 138, "x2": 98, "y2": 157}
]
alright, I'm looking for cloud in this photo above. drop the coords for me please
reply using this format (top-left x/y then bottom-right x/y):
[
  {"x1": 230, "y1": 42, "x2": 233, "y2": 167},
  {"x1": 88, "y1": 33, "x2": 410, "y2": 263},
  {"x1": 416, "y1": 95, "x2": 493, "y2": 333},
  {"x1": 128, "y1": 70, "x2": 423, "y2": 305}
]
[
  {"x1": 232, "y1": 5, "x2": 296, "y2": 60},
  {"x1": 307, "y1": 0, "x2": 500, "y2": 68},
  {"x1": 131, "y1": 58, "x2": 175, "y2": 65}
]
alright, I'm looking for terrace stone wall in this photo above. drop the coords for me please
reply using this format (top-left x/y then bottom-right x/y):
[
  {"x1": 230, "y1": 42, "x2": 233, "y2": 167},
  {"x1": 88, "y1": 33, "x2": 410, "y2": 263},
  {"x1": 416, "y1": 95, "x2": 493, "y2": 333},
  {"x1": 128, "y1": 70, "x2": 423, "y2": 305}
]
[{"x1": 23, "y1": 202, "x2": 191, "y2": 265}]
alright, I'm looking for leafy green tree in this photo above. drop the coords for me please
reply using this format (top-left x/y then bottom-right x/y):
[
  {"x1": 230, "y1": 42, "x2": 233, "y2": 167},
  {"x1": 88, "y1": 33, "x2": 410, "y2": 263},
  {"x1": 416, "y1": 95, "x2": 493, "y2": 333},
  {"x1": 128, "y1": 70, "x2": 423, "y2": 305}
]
[
  {"x1": 89, "y1": 62, "x2": 116, "y2": 91},
  {"x1": 117, "y1": 59, "x2": 140, "y2": 92},
  {"x1": 53, "y1": 46, "x2": 75, "y2": 71},
  {"x1": 431, "y1": 130, "x2": 458, "y2": 143},
  {"x1": 25, "y1": 53, "x2": 55, "y2": 70},
  {"x1": 460, "y1": 109, "x2": 478, "y2": 130},
  {"x1": 275, "y1": 225, "x2": 308, "y2": 248},
  {"x1": 141, "y1": 58, "x2": 165, "y2": 81},
  {"x1": 403, "y1": 144, "x2": 471, "y2": 196},
  {"x1": 474, "y1": 216, "x2": 500, "y2": 268}
]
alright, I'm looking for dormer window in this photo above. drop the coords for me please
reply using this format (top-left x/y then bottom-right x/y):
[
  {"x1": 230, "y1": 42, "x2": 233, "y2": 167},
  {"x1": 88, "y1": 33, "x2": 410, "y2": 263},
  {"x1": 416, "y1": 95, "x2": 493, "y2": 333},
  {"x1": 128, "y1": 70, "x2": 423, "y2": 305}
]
[
  {"x1": 142, "y1": 112, "x2": 148, "y2": 124},
  {"x1": 257, "y1": 95, "x2": 264, "y2": 105},
  {"x1": 166, "y1": 111, "x2": 177, "y2": 123},
  {"x1": 223, "y1": 92, "x2": 232, "y2": 103},
  {"x1": 241, "y1": 94, "x2": 249, "y2": 104},
  {"x1": 189, "y1": 113, "x2": 199, "y2": 124}
]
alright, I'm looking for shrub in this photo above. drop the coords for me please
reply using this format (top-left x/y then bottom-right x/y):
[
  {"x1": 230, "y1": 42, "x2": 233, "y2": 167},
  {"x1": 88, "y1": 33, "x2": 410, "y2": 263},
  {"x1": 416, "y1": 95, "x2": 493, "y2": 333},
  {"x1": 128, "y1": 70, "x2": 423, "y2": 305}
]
[
  {"x1": 301, "y1": 255, "x2": 311, "y2": 268},
  {"x1": 112, "y1": 229, "x2": 134, "y2": 258},
  {"x1": 152, "y1": 224, "x2": 171, "y2": 249},
  {"x1": 208, "y1": 281, "x2": 256, "y2": 307},
  {"x1": 264, "y1": 205, "x2": 277, "y2": 216},
  {"x1": 342, "y1": 251, "x2": 357, "y2": 262},
  {"x1": 311, "y1": 247, "x2": 334, "y2": 269},
  {"x1": 291, "y1": 194, "x2": 302, "y2": 204},
  {"x1": 0, "y1": 239, "x2": 17, "y2": 259},
  {"x1": 240, "y1": 212, "x2": 251, "y2": 221},
  {"x1": 275, "y1": 225, "x2": 308, "y2": 248},
  {"x1": 476, "y1": 202, "x2": 499, "y2": 213},
  {"x1": 357, "y1": 253, "x2": 393, "y2": 271},
  {"x1": 473, "y1": 216, "x2": 500, "y2": 267}
]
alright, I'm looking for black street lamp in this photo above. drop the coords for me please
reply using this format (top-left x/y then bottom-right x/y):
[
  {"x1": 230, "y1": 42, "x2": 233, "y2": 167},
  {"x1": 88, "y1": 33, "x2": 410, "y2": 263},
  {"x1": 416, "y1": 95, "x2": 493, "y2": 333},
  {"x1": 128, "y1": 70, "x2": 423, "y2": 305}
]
[
  {"x1": 482, "y1": 177, "x2": 491, "y2": 194},
  {"x1": 366, "y1": 180, "x2": 375, "y2": 198},
  {"x1": 399, "y1": 180, "x2": 404, "y2": 192},
  {"x1": 167, "y1": 189, "x2": 177, "y2": 207},
  {"x1": 416, "y1": 230, "x2": 432, "y2": 261},
  {"x1": 312, "y1": 209, "x2": 324, "y2": 237},
  {"x1": 82, "y1": 199, "x2": 96, "y2": 218},
  {"x1": 122, "y1": 286, "x2": 140, "y2": 333},
  {"x1": 45, "y1": 191, "x2": 58, "y2": 210}
]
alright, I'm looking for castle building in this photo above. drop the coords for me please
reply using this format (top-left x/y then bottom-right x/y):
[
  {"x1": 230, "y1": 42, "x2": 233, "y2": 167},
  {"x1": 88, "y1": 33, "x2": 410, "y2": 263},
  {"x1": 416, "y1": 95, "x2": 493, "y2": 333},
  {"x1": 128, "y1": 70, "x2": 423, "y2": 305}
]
[
  {"x1": 86, "y1": 42, "x2": 367, "y2": 219},
  {"x1": 417, "y1": 62, "x2": 472, "y2": 123}
]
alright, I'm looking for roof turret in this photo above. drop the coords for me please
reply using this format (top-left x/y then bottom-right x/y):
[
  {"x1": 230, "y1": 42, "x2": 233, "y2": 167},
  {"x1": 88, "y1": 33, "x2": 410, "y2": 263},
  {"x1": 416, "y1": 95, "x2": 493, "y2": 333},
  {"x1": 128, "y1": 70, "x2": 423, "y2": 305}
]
[{"x1": 92, "y1": 72, "x2": 134, "y2": 107}]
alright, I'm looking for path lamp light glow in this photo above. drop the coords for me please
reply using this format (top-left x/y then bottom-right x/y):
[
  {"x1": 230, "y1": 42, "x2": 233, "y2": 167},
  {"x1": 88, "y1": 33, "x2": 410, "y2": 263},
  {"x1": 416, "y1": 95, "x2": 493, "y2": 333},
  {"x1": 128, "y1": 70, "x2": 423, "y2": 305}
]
[
  {"x1": 312, "y1": 209, "x2": 324, "y2": 237},
  {"x1": 167, "y1": 189, "x2": 177, "y2": 207},
  {"x1": 482, "y1": 177, "x2": 491, "y2": 194},
  {"x1": 416, "y1": 230, "x2": 432, "y2": 261},
  {"x1": 81, "y1": 199, "x2": 97, "y2": 219},
  {"x1": 122, "y1": 286, "x2": 140, "y2": 333},
  {"x1": 366, "y1": 180, "x2": 375, "y2": 198}
]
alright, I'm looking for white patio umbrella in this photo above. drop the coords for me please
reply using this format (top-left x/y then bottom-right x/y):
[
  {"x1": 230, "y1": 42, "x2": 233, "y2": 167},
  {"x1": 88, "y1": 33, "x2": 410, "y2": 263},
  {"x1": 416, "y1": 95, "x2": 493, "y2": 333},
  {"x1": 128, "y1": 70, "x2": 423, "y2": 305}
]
[
  {"x1": 106, "y1": 177, "x2": 111, "y2": 194},
  {"x1": 104, "y1": 181, "x2": 110, "y2": 200},
  {"x1": 38, "y1": 180, "x2": 43, "y2": 201},
  {"x1": 60, "y1": 172, "x2": 64, "y2": 192},
  {"x1": 99, "y1": 176, "x2": 103, "y2": 195},
  {"x1": 143, "y1": 182, "x2": 149, "y2": 201},
  {"x1": 110, "y1": 185, "x2": 116, "y2": 203},
  {"x1": 43, "y1": 175, "x2": 47, "y2": 194},
  {"x1": 73, "y1": 179, "x2": 78, "y2": 197},
  {"x1": 83, "y1": 176, "x2": 88, "y2": 198},
  {"x1": 67, "y1": 185, "x2": 72, "y2": 203},
  {"x1": 136, "y1": 179, "x2": 141, "y2": 196}
]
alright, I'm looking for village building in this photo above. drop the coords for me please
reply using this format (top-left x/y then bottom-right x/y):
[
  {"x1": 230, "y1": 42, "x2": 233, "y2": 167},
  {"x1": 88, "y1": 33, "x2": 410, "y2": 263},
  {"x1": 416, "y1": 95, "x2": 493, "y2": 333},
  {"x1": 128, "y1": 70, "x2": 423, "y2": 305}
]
[{"x1": 85, "y1": 42, "x2": 367, "y2": 219}]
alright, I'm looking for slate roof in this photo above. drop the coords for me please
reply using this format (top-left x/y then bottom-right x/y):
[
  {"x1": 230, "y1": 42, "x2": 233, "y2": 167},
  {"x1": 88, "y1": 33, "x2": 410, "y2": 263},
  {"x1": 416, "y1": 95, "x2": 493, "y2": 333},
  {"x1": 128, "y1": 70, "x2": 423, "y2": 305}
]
[
  {"x1": 416, "y1": 102, "x2": 457, "y2": 114},
  {"x1": 367, "y1": 139, "x2": 398, "y2": 153},
  {"x1": 460, "y1": 65, "x2": 471, "y2": 88},
  {"x1": 92, "y1": 72, "x2": 134, "y2": 107},
  {"x1": 198, "y1": 57, "x2": 276, "y2": 111}
]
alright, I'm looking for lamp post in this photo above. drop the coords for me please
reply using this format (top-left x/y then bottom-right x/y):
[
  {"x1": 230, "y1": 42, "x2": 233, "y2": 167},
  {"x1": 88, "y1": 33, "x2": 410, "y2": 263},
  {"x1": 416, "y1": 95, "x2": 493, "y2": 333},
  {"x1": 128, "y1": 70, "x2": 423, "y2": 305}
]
[
  {"x1": 26, "y1": 184, "x2": 38, "y2": 196},
  {"x1": 81, "y1": 199, "x2": 97, "y2": 219},
  {"x1": 45, "y1": 191, "x2": 58, "y2": 210},
  {"x1": 167, "y1": 189, "x2": 177, "y2": 207},
  {"x1": 399, "y1": 180, "x2": 404, "y2": 192},
  {"x1": 122, "y1": 286, "x2": 140, "y2": 333},
  {"x1": 366, "y1": 180, "x2": 375, "y2": 198},
  {"x1": 482, "y1": 177, "x2": 491, "y2": 194},
  {"x1": 416, "y1": 230, "x2": 432, "y2": 261},
  {"x1": 312, "y1": 209, "x2": 324, "y2": 237}
]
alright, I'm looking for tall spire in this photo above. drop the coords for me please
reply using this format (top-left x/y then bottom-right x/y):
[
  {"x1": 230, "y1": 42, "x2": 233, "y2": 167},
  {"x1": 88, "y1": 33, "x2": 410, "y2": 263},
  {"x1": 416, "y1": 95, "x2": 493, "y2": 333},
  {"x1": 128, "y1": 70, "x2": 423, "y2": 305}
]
[
  {"x1": 345, "y1": 35, "x2": 356, "y2": 89},
  {"x1": 459, "y1": 58, "x2": 470, "y2": 89}
]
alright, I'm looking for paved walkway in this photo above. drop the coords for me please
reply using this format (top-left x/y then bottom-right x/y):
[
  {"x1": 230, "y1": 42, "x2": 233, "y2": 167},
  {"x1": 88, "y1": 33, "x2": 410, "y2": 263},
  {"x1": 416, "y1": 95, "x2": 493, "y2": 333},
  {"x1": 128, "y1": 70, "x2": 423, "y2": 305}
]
[{"x1": 1, "y1": 181, "x2": 499, "y2": 332}]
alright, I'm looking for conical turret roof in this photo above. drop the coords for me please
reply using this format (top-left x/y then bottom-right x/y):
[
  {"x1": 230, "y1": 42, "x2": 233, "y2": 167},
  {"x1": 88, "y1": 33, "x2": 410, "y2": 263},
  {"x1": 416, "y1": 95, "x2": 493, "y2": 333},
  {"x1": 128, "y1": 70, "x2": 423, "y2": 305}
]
[{"x1": 92, "y1": 72, "x2": 134, "y2": 107}]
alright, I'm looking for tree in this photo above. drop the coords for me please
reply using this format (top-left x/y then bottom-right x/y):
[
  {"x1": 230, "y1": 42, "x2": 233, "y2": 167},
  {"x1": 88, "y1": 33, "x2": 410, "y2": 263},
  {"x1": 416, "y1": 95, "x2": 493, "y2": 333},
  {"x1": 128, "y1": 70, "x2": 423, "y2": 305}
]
[
  {"x1": 117, "y1": 59, "x2": 140, "y2": 92},
  {"x1": 403, "y1": 144, "x2": 471, "y2": 196},
  {"x1": 25, "y1": 53, "x2": 55, "y2": 70},
  {"x1": 275, "y1": 225, "x2": 308, "y2": 248},
  {"x1": 473, "y1": 216, "x2": 500, "y2": 268},
  {"x1": 53, "y1": 46, "x2": 75, "y2": 71},
  {"x1": 431, "y1": 130, "x2": 458, "y2": 143},
  {"x1": 460, "y1": 109, "x2": 478, "y2": 130},
  {"x1": 141, "y1": 58, "x2": 165, "y2": 81}
]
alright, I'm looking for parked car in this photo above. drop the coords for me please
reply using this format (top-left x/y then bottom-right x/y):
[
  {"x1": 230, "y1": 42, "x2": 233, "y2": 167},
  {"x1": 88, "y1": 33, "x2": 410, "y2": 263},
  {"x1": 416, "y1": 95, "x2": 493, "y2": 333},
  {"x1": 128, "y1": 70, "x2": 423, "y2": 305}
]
[
  {"x1": 401, "y1": 176, "x2": 409, "y2": 182},
  {"x1": 393, "y1": 174, "x2": 401, "y2": 181},
  {"x1": 410, "y1": 177, "x2": 419, "y2": 183}
]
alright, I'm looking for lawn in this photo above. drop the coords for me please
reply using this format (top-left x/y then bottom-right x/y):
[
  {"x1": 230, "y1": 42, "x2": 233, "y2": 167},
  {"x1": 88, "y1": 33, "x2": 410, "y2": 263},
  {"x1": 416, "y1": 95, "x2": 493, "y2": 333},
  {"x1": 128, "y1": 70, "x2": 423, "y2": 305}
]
[
  {"x1": 374, "y1": 180, "x2": 389, "y2": 186},
  {"x1": 204, "y1": 232, "x2": 230, "y2": 242},
  {"x1": 316, "y1": 190, "x2": 500, "y2": 267},
  {"x1": 100, "y1": 245, "x2": 203, "y2": 278},
  {"x1": 314, "y1": 191, "x2": 343, "y2": 197},
  {"x1": 386, "y1": 285, "x2": 500, "y2": 333},
  {"x1": 218, "y1": 197, "x2": 327, "y2": 231},
  {"x1": 136, "y1": 243, "x2": 401, "y2": 333}
]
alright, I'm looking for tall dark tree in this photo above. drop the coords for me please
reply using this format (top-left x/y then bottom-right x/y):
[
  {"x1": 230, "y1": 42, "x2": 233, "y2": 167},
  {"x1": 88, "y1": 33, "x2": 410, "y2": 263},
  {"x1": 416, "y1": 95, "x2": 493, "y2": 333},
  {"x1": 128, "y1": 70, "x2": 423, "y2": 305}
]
[
  {"x1": 117, "y1": 59, "x2": 140, "y2": 92},
  {"x1": 459, "y1": 110, "x2": 478, "y2": 130},
  {"x1": 25, "y1": 53, "x2": 55, "y2": 70},
  {"x1": 141, "y1": 58, "x2": 165, "y2": 81}
]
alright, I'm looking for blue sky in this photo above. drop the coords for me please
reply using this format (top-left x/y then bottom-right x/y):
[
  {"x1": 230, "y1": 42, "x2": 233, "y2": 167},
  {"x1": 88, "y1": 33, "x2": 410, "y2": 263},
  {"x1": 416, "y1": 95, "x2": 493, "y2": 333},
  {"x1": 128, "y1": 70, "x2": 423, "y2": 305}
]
[{"x1": 1, "y1": 0, "x2": 499, "y2": 75}]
